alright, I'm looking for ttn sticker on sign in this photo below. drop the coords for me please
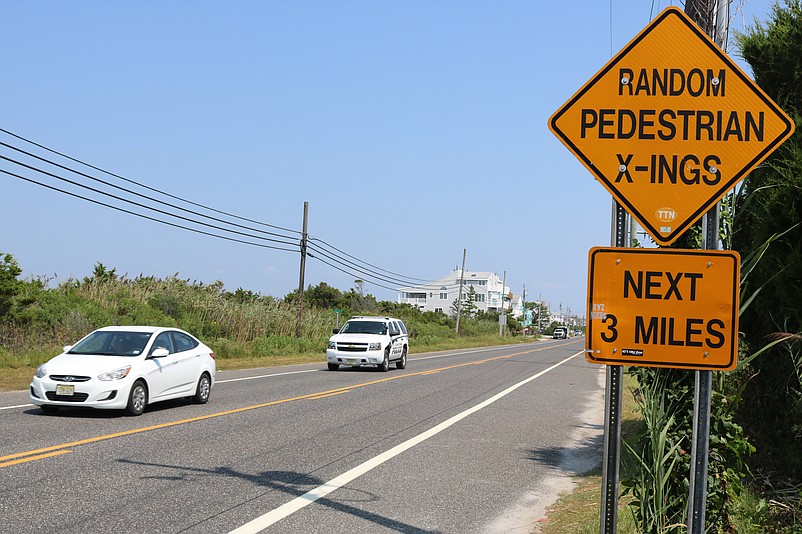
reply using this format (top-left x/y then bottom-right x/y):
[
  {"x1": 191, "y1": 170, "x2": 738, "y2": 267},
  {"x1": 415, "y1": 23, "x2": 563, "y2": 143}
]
[{"x1": 586, "y1": 247, "x2": 740, "y2": 371}]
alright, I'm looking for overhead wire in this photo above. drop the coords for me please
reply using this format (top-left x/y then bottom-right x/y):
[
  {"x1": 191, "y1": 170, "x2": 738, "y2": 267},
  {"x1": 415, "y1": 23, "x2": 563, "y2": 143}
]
[
  {"x1": 0, "y1": 168, "x2": 300, "y2": 253},
  {"x1": 1, "y1": 154, "x2": 300, "y2": 248},
  {"x1": 309, "y1": 254, "x2": 402, "y2": 293},
  {"x1": 306, "y1": 242, "x2": 461, "y2": 291},
  {"x1": 0, "y1": 127, "x2": 300, "y2": 235},
  {"x1": 0, "y1": 128, "x2": 439, "y2": 292},
  {"x1": 309, "y1": 237, "x2": 432, "y2": 283},
  {"x1": 0, "y1": 140, "x2": 299, "y2": 242},
  {"x1": 306, "y1": 242, "x2": 432, "y2": 287}
]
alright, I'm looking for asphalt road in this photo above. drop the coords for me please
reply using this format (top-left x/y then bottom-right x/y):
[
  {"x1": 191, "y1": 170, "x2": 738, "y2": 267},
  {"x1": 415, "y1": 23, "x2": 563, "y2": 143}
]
[{"x1": 0, "y1": 338, "x2": 603, "y2": 534}]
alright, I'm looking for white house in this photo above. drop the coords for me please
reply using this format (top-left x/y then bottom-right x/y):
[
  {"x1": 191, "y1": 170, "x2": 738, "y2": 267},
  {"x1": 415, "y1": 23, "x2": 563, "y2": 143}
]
[{"x1": 397, "y1": 269, "x2": 521, "y2": 317}]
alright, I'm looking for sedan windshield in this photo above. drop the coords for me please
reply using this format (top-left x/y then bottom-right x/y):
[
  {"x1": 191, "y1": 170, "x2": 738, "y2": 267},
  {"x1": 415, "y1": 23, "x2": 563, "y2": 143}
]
[
  {"x1": 69, "y1": 331, "x2": 153, "y2": 356},
  {"x1": 341, "y1": 321, "x2": 387, "y2": 335}
]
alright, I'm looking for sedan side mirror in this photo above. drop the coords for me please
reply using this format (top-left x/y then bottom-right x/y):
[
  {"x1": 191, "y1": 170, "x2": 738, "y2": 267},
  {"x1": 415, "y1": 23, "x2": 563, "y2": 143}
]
[{"x1": 150, "y1": 347, "x2": 170, "y2": 358}]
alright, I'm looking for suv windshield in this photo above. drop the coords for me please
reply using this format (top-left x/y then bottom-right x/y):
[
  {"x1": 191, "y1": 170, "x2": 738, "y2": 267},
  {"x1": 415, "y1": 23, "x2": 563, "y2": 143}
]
[
  {"x1": 340, "y1": 321, "x2": 387, "y2": 335},
  {"x1": 69, "y1": 331, "x2": 153, "y2": 356}
]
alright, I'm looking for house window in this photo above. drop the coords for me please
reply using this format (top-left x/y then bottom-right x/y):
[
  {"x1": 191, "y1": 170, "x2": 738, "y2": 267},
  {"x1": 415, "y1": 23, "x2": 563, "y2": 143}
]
[{"x1": 440, "y1": 292, "x2": 448, "y2": 299}]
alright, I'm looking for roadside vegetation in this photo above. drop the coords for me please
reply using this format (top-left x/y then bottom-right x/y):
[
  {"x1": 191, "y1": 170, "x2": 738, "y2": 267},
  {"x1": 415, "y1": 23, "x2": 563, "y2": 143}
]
[
  {"x1": 0, "y1": 258, "x2": 541, "y2": 392},
  {"x1": 540, "y1": 2, "x2": 802, "y2": 532}
]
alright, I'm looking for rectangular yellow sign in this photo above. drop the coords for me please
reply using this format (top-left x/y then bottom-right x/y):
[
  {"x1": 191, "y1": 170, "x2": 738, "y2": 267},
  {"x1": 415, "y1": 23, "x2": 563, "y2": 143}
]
[{"x1": 586, "y1": 247, "x2": 740, "y2": 370}]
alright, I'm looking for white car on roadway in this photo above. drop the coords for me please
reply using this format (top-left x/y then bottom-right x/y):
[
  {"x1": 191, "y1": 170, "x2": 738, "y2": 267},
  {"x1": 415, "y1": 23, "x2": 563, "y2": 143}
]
[
  {"x1": 552, "y1": 326, "x2": 569, "y2": 339},
  {"x1": 30, "y1": 326, "x2": 216, "y2": 416},
  {"x1": 326, "y1": 316, "x2": 409, "y2": 372}
]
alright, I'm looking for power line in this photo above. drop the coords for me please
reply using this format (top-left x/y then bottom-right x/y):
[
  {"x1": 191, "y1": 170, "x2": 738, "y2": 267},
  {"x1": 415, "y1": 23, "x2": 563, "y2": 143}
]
[
  {"x1": 308, "y1": 254, "x2": 401, "y2": 293},
  {"x1": 0, "y1": 127, "x2": 300, "y2": 235},
  {"x1": 1, "y1": 141, "x2": 299, "y2": 242},
  {"x1": 1, "y1": 154, "x2": 300, "y2": 248},
  {"x1": 309, "y1": 237, "x2": 431, "y2": 283},
  {"x1": 307, "y1": 242, "x2": 432, "y2": 287},
  {"x1": 0, "y1": 128, "x2": 438, "y2": 293},
  {"x1": 0, "y1": 168, "x2": 300, "y2": 253}
]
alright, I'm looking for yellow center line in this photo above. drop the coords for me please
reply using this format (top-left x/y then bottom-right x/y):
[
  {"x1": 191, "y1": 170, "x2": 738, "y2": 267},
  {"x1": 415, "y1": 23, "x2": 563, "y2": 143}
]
[
  {"x1": 0, "y1": 450, "x2": 72, "y2": 467},
  {"x1": 2, "y1": 344, "x2": 563, "y2": 467}
]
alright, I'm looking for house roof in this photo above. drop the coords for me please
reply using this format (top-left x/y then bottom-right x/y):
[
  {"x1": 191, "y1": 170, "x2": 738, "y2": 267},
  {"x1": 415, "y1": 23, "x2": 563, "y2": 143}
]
[{"x1": 397, "y1": 270, "x2": 500, "y2": 292}]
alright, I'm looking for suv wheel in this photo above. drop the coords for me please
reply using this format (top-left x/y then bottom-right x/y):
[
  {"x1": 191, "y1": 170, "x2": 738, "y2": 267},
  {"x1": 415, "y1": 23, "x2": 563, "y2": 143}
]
[
  {"x1": 396, "y1": 347, "x2": 407, "y2": 369},
  {"x1": 327, "y1": 363, "x2": 339, "y2": 371},
  {"x1": 378, "y1": 348, "x2": 390, "y2": 372}
]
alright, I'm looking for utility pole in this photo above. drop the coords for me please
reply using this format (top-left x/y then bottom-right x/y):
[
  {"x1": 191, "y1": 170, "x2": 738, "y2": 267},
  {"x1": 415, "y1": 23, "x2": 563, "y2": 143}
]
[
  {"x1": 295, "y1": 201, "x2": 308, "y2": 338},
  {"x1": 538, "y1": 292, "x2": 542, "y2": 334},
  {"x1": 455, "y1": 248, "x2": 466, "y2": 334},
  {"x1": 500, "y1": 270, "x2": 507, "y2": 336}
]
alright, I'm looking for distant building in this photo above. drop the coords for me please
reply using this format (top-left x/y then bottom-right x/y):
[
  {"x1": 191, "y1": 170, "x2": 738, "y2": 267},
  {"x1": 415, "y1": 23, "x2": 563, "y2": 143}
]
[{"x1": 397, "y1": 269, "x2": 521, "y2": 318}]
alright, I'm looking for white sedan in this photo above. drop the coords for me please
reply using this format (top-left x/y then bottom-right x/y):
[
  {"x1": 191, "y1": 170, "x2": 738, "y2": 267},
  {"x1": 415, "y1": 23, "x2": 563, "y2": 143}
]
[{"x1": 30, "y1": 326, "x2": 216, "y2": 416}]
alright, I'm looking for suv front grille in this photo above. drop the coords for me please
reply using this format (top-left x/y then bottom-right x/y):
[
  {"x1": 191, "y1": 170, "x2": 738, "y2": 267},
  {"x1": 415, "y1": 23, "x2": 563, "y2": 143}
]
[{"x1": 336, "y1": 343, "x2": 369, "y2": 352}]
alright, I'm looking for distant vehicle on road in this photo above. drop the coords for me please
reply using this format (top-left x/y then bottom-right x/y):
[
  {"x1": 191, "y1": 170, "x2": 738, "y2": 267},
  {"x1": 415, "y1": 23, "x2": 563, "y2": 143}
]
[{"x1": 552, "y1": 326, "x2": 569, "y2": 339}]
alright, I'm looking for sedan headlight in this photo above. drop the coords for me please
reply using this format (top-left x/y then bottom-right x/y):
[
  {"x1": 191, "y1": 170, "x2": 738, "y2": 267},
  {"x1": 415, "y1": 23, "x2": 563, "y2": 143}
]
[
  {"x1": 328, "y1": 341, "x2": 336, "y2": 349},
  {"x1": 97, "y1": 366, "x2": 132, "y2": 381},
  {"x1": 369, "y1": 342, "x2": 382, "y2": 351},
  {"x1": 35, "y1": 364, "x2": 47, "y2": 378}
]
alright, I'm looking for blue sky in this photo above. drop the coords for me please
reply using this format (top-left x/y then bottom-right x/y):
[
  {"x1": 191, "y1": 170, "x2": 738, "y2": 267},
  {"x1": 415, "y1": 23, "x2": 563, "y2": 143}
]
[{"x1": 0, "y1": 0, "x2": 777, "y2": 318}]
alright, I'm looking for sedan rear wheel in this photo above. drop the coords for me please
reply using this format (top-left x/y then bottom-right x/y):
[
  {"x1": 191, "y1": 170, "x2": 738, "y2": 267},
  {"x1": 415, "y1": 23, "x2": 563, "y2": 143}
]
[
  {"x1": 126, "y1": 380, "x2": 147, "y2": 416},
  {"x1": 193, "y1": 373, "x2": 211, "y2": 404}
]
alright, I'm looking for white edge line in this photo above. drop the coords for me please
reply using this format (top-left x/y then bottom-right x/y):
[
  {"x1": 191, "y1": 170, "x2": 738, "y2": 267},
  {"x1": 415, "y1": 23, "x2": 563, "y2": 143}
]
[
  {"x1": 0, "y1": 404, "x2": 33, "y2": 411},
  {"x1": 228, "y1": 350, "x2": 584, "y2": 534}
]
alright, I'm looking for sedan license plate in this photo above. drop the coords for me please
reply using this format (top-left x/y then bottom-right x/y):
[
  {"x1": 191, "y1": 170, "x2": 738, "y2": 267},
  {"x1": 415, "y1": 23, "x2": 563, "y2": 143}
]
[{"x1": 56, "y1": 384, "x2": 75, "y2": 396}]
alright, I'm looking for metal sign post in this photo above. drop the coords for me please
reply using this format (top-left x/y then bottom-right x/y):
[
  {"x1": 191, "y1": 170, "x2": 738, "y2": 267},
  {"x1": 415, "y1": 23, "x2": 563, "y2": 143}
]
[
  {"x1": 687, "y1": 203, "x2": 720, "y2": 532},
  {"x1": 599, "y1": 201, "x2": 627, "y2": 533}
]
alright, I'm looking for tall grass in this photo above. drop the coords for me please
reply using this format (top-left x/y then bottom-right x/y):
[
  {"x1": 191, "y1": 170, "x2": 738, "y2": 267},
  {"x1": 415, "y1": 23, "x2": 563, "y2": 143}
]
[
  {"x1": 0, "y1": 272, "x2": 529, "y2": 378},
  {"x1": 0, "y1": 274, "x2": 334, "y2": 362},
  {"x1": 622, "y1": 373, "x2": 688, "y2": 533}
]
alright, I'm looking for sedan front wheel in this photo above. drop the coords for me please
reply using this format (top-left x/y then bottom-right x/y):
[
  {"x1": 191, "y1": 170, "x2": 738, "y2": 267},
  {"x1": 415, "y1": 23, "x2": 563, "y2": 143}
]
[{"x1": 126, "y1": 380, "x2": 147, "y2": 416}]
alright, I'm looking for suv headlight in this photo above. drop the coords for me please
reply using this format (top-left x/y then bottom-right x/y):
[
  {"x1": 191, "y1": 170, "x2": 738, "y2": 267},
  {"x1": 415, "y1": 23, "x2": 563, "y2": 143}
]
[
  {"x1": 35, "y1": 364, "x2": 47, "y2": 378},
  {"x1": 328, "y1": 341, "x2": 336, "y2": 349},
  {"x1": 98, "y1": 366, "x2": 132, "y2": 381},
  {"x1": 369, "y1": 342, "x2": 382, "y2": 351}
]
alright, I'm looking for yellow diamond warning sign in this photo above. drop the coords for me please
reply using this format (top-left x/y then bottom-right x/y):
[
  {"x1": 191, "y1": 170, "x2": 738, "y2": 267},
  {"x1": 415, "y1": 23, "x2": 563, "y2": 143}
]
[
  {"x1": 549, "y1": 6, "x2": 795, "y2": 246},
  {"x1": 586, "y1": 247, "x2": 740, "y2": 370}
]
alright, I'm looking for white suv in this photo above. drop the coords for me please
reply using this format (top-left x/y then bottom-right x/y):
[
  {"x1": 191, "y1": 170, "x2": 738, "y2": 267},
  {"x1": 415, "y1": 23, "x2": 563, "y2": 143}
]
[
  {"x1": 326, "y1": 316, "x2": 409, "y2": 372},
  {"x1": 552, "y1": 326, "x2": 568, "y2": 339}
]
